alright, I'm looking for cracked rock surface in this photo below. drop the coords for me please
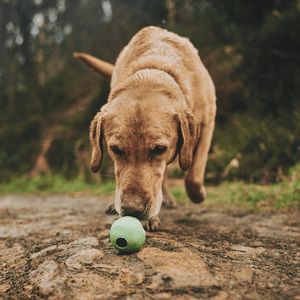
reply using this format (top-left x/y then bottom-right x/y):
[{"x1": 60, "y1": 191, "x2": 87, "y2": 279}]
[{"x1": 0, "y1": 194, "x2": 300, "y2": 299}]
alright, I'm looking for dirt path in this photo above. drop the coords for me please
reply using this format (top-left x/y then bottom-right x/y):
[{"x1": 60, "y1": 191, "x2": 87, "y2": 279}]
[{"x1": 0, "y1": 193, "x2": 300, "y2": 300}]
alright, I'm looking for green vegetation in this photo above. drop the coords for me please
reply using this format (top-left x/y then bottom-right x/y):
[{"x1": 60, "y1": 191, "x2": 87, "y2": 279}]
[
  {"x1": 169, "y1": 186, "x2": 190, "y2": 204},
  {"x1": 209, "y1": 1, "x2": 300, "y2": 183},
  {"x1": 0, "y1": 174, "x2": 116, "y2": 196},
  {"x1": 207, "y1": 112, "x2": 300, "y2": 183},
  {"x1": 1, "y1": 162, "x2": 298, "y2": 211},
  {"x1": 170, "y1": 162, "x2": 300, "y2": 210}
]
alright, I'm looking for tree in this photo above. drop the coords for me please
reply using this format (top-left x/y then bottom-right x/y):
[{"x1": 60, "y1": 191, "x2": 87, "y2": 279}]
[{"x1": 0, "y1": 0, "x2": 76, "y2": 109}]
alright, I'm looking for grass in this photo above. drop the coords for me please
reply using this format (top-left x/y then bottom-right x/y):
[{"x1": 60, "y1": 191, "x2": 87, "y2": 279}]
[
  {"x1": 169, "y1": 186, "x2": 190, "y2": 204},
  {"x1": 0, "y1": 163, "x2": 299, "y2": 210},
  {"x1": 0, "y1": 174, "x2": 116, "y2": 196},
  {"x1": 170, "y1": 162, "x2": 300, "y2": 210}
]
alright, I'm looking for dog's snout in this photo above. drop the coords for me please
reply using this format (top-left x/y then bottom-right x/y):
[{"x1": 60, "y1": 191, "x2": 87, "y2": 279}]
[
  {"x1": 121, "y1": 200, "x2": 145, "y2": 216},
  {"x1": 120, "y1": 184, "x2": 150, "y2": 216},
  {"x1": 120, "y1": 190, "x2": 149, "y2": 218}
]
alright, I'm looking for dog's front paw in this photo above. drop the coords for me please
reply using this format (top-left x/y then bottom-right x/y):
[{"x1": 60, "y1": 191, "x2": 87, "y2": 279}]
[
  {"x1": 142, "y1": 216, "x2": 161, "y2": 231},
  {"x1": 163, "y1": 193, "x2": 177, "y2": 209},
  {"x1": 185, "y1": 179, "x2": 207, "y2": 203}
]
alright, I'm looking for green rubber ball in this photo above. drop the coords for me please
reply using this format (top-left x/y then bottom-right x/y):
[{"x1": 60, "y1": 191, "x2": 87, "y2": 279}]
[{"x1": 110, "y1": 216, "x2": 146, "y2": 253}]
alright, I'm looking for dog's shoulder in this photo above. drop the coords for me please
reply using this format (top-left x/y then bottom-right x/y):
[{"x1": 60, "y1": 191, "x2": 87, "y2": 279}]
[
  {"x1": 111, "y1": 26, "x2": 199, "y2": 88},
  {"x1": 129, "y1": 26, "x2": 198, "y2": 60}
]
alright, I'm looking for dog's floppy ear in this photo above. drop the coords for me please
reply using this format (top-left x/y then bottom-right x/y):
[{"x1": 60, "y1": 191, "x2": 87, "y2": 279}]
[
  {"x1": 176, "y1": 110, "x2": 200, "y2": 171},
  {"x1": 74, "y1": 52, "x2": 114, "y2": 77},
  {"x1": 89, "y1": 107, "x2": 107, "y2": 173}
]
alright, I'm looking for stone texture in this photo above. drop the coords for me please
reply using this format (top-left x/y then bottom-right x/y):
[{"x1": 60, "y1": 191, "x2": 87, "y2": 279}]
[
  {"x1": 233, "y1": 268, "x2": 254, "y2": 285},
  {"x1": 30, "y1": 245, "x2": 58, "y2": 260},
  {"x1": 230, "y1": 245, "x2": 265, "y2": 254},
  {"x1": 29, "y1": 260, "x2": 66, "y2": 297},
  {"x1": 210, "y1": 291, "x2": 231, "y2": 300},
  {"x1": 137, "y1": 247, "x2": 219, "y2": 289},
  {"x1": 229, "y1": 245, "x2": 266, "y2": 261},
  {"x1": 30, "y1": 245, "x2": 58, "y2": 268},
  {"x1": 57, "y1": 237, "x2": 100, "y2": 256},
  {"x1": 154, "y1": 292, "x2": 172, "y2": 299},
  {"x1": 65, "y1": 249, "x2": 105, "y2": 270},
  {"x1": 119, "y1": 268, "x2": 145, "y2": 285}
]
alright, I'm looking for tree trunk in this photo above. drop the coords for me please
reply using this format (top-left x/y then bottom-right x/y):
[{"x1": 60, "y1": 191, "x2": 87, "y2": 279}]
[{"x1": 165, "y1": 0, "x2": 175, "y2": 27}]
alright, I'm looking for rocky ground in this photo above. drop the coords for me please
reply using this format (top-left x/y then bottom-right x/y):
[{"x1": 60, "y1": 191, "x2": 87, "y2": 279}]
[{"x1": 0, "y1": 190, "x2": 300, "y2": 300}]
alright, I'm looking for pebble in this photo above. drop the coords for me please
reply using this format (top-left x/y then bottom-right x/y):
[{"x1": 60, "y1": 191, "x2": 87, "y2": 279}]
[{"x1": 65, "y1": 249, "x2": 105, "y2": 270}]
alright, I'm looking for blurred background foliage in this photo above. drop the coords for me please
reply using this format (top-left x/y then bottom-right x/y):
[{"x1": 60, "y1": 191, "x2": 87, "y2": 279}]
[{"x1": 0, "y1": 0, "x2": 299, "y2": 185}]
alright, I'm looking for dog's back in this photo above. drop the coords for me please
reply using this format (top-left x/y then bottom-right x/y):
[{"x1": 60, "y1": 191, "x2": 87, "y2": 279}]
[{"x1": 111, "y1": 26, "x2": 216, "y2": 126}]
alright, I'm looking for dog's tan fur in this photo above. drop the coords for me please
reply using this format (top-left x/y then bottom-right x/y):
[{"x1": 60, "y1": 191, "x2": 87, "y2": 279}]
[{"x1": 75, "y1": 26, "x2": 216, "y2": 231}]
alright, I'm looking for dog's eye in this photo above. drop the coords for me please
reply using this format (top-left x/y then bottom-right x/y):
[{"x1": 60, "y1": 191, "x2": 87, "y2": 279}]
[
  {"x1": 110, "y1": 145, "x2": 123, "y2": 156},
  {"x1": 150, "y1": 146, "x2": 167, "y2": 157}
]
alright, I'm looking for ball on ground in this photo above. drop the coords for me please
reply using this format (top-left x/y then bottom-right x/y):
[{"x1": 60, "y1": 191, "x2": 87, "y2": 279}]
[{"x1": 110, "y1": 216, "x2": 146, "y2": 253}]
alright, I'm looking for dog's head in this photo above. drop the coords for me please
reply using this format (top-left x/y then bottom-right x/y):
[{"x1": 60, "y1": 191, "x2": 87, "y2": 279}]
[{"x1": 90, "y1": 70, "x2": 199, "y2": 220}]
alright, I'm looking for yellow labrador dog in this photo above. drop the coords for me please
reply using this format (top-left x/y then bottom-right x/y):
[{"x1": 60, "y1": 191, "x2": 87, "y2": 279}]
[{"x1": 74, "y1": 26, "x2": 216, "y2": 231}]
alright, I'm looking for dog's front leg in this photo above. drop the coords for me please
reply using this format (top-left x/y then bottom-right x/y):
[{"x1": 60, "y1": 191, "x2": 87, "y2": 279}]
[
  {"x1": 185, "y1": 122, "x2": 215, "y2": 203},
  {"x1": 162, "y1": 171, "x2": 178, "y2": 209}
]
